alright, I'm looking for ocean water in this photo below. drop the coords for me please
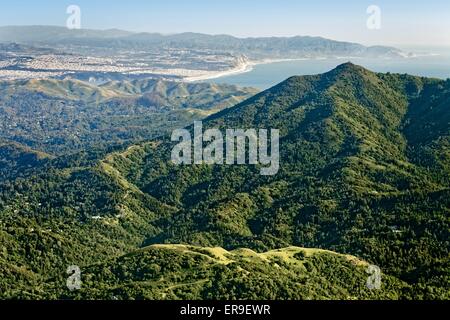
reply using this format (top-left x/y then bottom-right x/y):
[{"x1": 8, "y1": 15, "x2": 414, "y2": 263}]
[{"x1": 212, "y1": 49, "x2": 450, "y2": 89}]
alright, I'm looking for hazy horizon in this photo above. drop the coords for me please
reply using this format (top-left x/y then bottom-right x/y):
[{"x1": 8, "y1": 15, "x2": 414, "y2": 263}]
[
  {"x1": 1, "y1": 0, "x2": 449, "y2": 47},
  {"x1": 2, "y1": 24, "x2": 450, "y2": 53}
]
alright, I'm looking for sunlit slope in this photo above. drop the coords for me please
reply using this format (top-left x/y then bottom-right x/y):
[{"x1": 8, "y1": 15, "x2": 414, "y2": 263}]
[
  {"x1": 0, "y1": 78, "x2": 258, "y2": 154},
  {"x1": 44, "y1": 245, "x2": 408, "y2": 300}
]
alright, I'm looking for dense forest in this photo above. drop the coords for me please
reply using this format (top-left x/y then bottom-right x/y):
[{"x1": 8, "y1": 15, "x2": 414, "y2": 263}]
[
  {"x1": 0, "y1": 78, "x2": 258, "y2": 155},
  {"x1": 0, "y1": 63, "x2": 448, "y2": 299}
]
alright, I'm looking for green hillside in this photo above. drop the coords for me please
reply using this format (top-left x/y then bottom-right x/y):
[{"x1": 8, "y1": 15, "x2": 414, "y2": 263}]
[
  {"x1": 42, "y1": 245, "x2": 408, "y2": 300},
  {"x1": 0, "y1": 78, "x2": 258, "y2": 155},
  {"x1": 0, "y1": 140, "x2": 52, "y2": 182},
  {"x1": 0, "y1": 63, "x2": 448, "y2": 300}
]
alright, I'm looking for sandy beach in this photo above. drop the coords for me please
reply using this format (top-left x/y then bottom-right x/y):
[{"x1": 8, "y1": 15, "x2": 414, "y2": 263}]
[{"x1": 183, "y1": 58, "x2": 313, "y2": 83}]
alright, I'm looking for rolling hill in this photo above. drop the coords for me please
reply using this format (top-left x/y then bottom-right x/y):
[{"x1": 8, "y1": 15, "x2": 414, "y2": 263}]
[
  {"x1": 0, "y1": 78, "x2": 258, "y2": 155},
  {"x1": 44, "y1": 245, "x2": 408, "y2": 300},
  {"x1": 0, "y1": 140, "x2": 52, "y2": 182}
]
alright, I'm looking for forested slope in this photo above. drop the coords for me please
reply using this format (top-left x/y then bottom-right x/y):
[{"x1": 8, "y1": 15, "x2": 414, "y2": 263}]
[{"x1": 1, "y1": 64, "x2": 448, "y2": 299}]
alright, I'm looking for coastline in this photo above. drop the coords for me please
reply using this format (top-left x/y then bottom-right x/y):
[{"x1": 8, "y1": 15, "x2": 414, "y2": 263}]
[
  {"x1": 182, "y1": 52, "x2": 442, "y2": 83},
  {"x1": 183, "y1": 61, "x2": 255, "y2": 83},
  {"x1": 183, "y1": 58, "x2": 311, "y2": 83}
]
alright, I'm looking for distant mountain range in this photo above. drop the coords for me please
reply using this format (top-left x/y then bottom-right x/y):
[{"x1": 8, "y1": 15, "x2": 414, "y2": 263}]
[
  {"x1": 0, "y1": 25, "x2": 408, "y2": 59},
  {"x1": 0, "y1": 64, "x2": 448, "y2": 299}
]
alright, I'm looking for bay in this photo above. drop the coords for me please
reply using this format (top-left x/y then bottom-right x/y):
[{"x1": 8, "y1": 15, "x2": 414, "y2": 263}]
[{"x1": 212, "y1": 48, "x2": 450, "y2": 89}]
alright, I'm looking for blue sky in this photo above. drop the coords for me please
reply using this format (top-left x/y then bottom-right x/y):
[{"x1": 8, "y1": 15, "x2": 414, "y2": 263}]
[{"x1": 1, "y1": 0, "x2": 449, "y2": 46}]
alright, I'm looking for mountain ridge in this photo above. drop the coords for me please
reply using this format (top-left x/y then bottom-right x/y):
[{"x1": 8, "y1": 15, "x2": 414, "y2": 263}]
[
  {"x1": 0, "y1": 63, "x2": 448, "y2": 299},
  {"x1": 0, "y1": 25, "x2": 407, "y2": 59}
]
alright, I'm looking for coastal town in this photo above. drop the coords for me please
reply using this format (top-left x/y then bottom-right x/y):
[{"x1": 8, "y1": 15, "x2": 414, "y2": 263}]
[{"x1": 0, "y1": 43, "x2": 252, "y2": 82}]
